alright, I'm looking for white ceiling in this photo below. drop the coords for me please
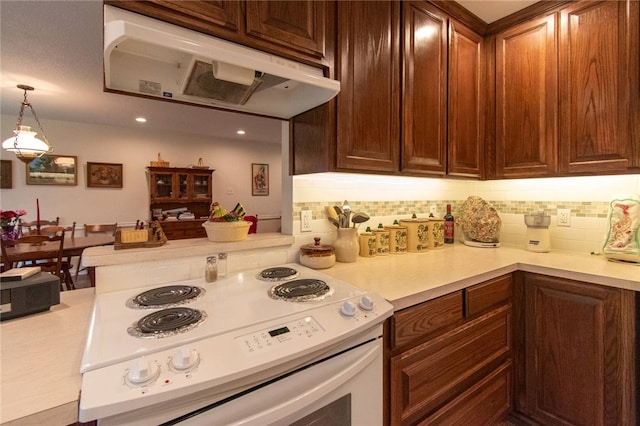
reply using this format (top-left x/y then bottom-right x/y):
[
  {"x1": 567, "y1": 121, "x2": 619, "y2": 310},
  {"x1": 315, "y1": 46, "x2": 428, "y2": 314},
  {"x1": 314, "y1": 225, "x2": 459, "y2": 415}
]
[
  {"x1": 0, "y1": 1, "x2": 536, "y2": 145},
  {"x1": 457, "y1": 0, "x2": 539, "y2": 23}
]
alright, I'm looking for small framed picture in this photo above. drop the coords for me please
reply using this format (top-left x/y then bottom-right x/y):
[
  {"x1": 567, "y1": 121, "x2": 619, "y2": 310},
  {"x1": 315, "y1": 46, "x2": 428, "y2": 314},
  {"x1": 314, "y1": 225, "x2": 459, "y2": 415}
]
[
  {"x1": 252, "y1": 163, "x2": 269, "y2": 196},
  {"x1": 0, "y1": 160, "x2": 12, "y2": 188},
  {"x1": 26, "y1": 155, "x2": 77, "y2": 186},
  {"x1": 87, "y1": 162, "x2": 123, "y2": 188}
]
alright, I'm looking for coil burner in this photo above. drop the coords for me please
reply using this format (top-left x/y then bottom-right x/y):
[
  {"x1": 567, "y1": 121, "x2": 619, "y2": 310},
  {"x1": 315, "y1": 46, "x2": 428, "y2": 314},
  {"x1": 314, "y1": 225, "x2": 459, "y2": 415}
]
[
  {"x1": 126, "y1": 285, "x2": 204, "y2": 309},
  {"x1": 128, "y1": 307, "x2": 207, "y2": 339},
  {"x1": 258, "y1": 267, "x2": 300, "y2": 282},
  {"x1": 269, "y1": 279, "x2": 334, "y2": 303}
]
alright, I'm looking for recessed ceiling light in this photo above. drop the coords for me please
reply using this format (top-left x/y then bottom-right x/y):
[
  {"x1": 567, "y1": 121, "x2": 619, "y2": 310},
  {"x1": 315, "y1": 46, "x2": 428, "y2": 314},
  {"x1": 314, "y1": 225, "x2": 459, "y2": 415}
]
[
  {"x1": 237, "y1": 130, "x2": 246, "y2": 135},
  {"x1": 135, "y1": 117, "x2": 147, "y2": 123}
]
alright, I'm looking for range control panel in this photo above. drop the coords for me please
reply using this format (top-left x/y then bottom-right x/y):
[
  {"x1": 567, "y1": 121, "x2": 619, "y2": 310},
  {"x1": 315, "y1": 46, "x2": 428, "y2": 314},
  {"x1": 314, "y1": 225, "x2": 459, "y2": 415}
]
[{"x1": 238, "y1": 316, "x2": 324, "y2": 353}]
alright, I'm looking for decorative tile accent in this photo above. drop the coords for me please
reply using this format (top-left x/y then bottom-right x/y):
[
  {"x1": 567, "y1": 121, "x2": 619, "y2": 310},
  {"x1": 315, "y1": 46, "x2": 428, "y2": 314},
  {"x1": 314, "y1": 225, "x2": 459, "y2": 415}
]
[{"x1": 293, "y1": 200, "x2": 612, "y2": 220}]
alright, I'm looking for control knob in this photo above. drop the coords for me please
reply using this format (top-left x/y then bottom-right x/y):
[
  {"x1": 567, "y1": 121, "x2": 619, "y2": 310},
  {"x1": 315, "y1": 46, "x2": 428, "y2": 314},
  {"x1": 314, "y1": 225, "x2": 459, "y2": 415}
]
[
  {"x1": 171, "y1": 347, "x2": 199, "y2": 371},
  {"x1": 127, "y1": 358, "x2": 160, "y2": 385},
  {"x1": 359, "y1": 295, "x2": 375, "y2": 311},
  {"x1": 340, "y1": 301, "x2": 357, "y2": 317}
]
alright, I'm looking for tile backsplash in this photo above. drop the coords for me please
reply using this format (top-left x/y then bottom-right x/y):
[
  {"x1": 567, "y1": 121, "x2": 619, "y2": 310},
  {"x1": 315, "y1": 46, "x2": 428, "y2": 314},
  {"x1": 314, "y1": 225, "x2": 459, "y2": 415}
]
[{"x1": 291, "y1": 173, "x2": 640, "y2": 254}]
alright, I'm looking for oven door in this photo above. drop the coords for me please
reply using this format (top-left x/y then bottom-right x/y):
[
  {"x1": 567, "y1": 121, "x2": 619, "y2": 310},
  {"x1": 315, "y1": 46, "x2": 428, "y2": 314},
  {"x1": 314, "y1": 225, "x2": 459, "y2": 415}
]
[
  {"x1": 172, "y1": 338, "x2": 382, "y2": 426},
  {"x1": 100, "y1": 338, "x2": 383, "y2": 426}
]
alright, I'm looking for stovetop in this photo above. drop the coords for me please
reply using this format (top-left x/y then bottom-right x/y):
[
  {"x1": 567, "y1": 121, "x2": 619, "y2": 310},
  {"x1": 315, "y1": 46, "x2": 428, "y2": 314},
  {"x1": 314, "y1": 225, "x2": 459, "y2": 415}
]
[{"x1": 80, "y1": 263, "x2": 369, "y2": 373}]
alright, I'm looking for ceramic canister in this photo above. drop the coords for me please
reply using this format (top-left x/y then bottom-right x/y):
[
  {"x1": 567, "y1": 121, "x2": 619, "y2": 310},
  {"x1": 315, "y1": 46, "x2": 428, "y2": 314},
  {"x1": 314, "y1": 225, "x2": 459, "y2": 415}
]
[
  {"x1": 373, "y1": 225, "x2": 390, "y2": 256},
  {"x1": 334, "y1": 227, "x2": 359, "y2": 262},
  {"x1": 428, "y1": 219, "x2": 445, "y2": 249},
  {"x1": 385, "y1": 224, "x2": 407, "y2": 254},
  {"x1": 299, "y1": 237, "x2": 336, "y2": 269},
  {"x1": 359, "y1": 230, "x2": 376, "y2": 257},
  {"x1": 400, "y1": 218, "x2": 429, "y2": 252}
]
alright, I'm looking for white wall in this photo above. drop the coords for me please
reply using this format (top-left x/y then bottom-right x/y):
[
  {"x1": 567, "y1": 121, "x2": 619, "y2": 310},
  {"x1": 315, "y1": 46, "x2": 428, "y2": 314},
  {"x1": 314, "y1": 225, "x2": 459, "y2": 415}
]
[
  {"x1": 0, "y1": 116, "x2": 282, "y2": 228},
  {"x1": 292, "y1": 173, "x2": 640, "y2": 254}
]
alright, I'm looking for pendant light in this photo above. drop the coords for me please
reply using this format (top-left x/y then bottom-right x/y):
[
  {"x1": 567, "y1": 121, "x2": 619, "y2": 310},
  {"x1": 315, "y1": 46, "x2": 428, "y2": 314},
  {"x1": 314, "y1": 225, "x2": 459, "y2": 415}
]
[{"x1": 2, "y1": 84, "x2": 52, "y2": 163}]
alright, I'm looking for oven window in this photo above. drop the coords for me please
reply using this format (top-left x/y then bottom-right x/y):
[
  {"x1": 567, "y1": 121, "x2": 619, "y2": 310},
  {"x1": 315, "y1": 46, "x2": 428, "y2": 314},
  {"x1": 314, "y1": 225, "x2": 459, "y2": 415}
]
[{"x1": 290, "y1": 394, "x2": 351, "y2": 426}]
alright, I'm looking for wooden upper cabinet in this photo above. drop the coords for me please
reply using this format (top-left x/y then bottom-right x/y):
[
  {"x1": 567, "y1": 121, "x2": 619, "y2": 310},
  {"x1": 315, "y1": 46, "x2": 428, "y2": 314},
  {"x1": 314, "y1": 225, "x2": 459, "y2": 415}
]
[
  {"x1": 495, "y1": 13, "x2": 558, "y2": 178},
  {"x1": 245, "y1": 1, "x2": 325, "y2": 59},
  {"x1": 558, "y1": 0, "x2": 639, "y2": 173},
  {"x1": 401, "y1": 1, "x2": 447, "y2": 175},
  {"x1": 105, "y1": 1, "x2": 243, "y2": 37},
  {"x1": 105, "y1": 0, "x2": 326, "y2": 65},
  {"x1": 335, "y1": 0, "x2": 400, "y2": 173},
  {"x1": 401, "y1": 2, "x2": 483, "y2": 177},
  {"x1": 447, "y1": 19, "x2": 484, "y2": 178}
]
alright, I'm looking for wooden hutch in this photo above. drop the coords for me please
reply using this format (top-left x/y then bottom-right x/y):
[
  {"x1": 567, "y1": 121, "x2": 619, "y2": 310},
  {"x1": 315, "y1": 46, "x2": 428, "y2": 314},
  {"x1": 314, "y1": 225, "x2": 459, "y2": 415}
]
[{"x1": 147, "y1": 166, "x2": 214, "y2": 240}]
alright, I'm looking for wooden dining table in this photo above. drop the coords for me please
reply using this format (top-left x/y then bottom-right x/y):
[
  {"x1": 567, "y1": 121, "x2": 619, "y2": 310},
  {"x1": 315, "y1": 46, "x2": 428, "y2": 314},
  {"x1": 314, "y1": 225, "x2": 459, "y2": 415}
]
[{"x1": 3, "y1": 234, "x2": 115, "y2": 286}]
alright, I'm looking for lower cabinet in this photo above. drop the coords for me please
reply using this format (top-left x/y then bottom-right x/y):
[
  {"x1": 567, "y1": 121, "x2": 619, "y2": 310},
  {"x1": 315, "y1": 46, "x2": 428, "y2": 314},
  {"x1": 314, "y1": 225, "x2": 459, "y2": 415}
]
[
  {"x1": 158, "y1": 219, "x2": 207, "y2": 240},
  {"x1": 387, "y1": 272, "x2": 637, "y2": 426},
  {"x1": 514, "y1": 272, "x2": 637, "y2": 426},
  {"x1": 388, "y1": 274, "x2": 513, "y2": 425}
]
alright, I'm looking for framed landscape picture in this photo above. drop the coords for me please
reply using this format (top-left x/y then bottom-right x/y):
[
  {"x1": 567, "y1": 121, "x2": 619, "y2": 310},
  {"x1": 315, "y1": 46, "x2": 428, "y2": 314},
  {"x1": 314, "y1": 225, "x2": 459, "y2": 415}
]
[
  {"x1": 252, "y1": 163, "x2": 269, "y2": 196},
  {"x1": 26, "y1": 155, "x2": 77, "y2": 186},
  {"x1": 87, "y1": 162, "x2": 123, "y2": 188}
]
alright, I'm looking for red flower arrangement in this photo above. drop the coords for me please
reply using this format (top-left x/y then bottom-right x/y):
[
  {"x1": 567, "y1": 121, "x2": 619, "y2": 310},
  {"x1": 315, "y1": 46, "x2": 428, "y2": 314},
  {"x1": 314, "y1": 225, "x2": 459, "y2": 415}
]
[{"x1": 0, "y1": 209, "x2": 27, "y2": 240}]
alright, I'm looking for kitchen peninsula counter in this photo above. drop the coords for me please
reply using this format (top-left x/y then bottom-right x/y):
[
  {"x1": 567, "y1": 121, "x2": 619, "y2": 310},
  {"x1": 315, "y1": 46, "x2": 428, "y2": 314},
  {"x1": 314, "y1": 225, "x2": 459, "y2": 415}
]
[
  {"x1": 0, "y1": 287, "x2": 95, "y2": 425},
  {"x1": 2, "y1": 244, "x2": 639, "y2": 425}
]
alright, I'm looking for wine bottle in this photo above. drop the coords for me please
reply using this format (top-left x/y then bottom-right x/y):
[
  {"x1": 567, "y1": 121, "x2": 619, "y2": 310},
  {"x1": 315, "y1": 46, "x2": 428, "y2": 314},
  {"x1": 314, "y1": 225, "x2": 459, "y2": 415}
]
[{"x1": 444, "y1": 204, "x2": 454, "y2": 244}]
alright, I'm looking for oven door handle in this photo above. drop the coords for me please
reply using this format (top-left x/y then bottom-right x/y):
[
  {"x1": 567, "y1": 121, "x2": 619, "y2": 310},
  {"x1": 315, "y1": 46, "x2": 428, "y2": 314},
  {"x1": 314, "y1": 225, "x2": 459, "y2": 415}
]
[{"x1": 230, "y1": 341, "x2": 381, "y2": 426}]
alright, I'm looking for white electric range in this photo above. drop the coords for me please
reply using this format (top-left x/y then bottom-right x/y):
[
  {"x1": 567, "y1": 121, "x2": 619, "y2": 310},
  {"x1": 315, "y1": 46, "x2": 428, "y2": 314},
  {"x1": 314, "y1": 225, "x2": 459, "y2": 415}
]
[{"x1": 79, "y1": 263, "x2": 393, "y2": 425}]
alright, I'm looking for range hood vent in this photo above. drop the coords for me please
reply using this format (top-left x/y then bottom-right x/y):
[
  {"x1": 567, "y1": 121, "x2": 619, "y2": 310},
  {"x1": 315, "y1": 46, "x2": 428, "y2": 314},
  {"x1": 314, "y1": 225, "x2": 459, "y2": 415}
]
[{"x1": 104, "y1": 5, "x2": 340, "y2": 119}]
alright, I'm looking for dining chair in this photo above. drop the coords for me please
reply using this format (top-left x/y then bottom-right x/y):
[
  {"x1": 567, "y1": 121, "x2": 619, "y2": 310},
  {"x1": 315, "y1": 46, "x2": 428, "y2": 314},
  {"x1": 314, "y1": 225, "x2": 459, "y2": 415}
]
[
  {"x1": 19, "y1": 217, "x2": 60, "y2": 236},
  {"x1": 0, "y1": 232, "x2": 72, "y2": 291},
  {"x1": 38, "y1": 225, "x2": 77, "y2": 288},
  {"x1": 75, "y1": 223, "x2": 118, "y2": 282}
]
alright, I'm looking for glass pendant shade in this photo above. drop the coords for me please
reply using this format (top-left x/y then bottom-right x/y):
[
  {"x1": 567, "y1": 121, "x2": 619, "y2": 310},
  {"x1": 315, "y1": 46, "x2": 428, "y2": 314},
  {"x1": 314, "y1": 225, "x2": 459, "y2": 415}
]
[
  {"x1": 3, "y1": 85, "x2": 52, "y2": 163},
  {"x1": 2, "y1": 125, "x2": 50, "y2": 163}
]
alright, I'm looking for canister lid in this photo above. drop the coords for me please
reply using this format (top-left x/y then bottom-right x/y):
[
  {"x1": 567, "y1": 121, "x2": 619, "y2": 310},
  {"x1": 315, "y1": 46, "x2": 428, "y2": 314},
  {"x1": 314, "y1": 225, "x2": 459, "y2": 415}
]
[{"x1": 300, "y1": 237, "x2": 334, "y2": 255}]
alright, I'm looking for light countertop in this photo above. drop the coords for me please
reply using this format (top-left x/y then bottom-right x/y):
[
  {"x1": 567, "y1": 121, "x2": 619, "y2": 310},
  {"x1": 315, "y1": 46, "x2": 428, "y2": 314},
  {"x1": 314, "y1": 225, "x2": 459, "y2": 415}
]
[
  {"x1": 319, "y1": 244, "x2": 640, "y2": 310},
  {"x1": 0, "y1": 288, "x2": 95, "y2": 425},
  {"x1": 82, "y1": 233, "x2": 295, "y2": 267},
  {"x1": 2, "y1": 243, "x2": 638, "y2": 424}
]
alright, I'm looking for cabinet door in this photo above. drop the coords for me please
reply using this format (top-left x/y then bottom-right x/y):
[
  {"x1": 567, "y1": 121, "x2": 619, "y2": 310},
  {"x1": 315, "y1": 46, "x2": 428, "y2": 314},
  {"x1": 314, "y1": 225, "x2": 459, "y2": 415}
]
[
  {"x1": 191, "y1": 172, "x2": 212, "y2": 201},
  {"x1": 495, "y1": 13, "x2": 558, "y2": 178},
  {"x1": 245, "y1": 1, "x2": 325, "y2": 59},
  {"x1": 176, "y1": 172, "x2": 189, "y2": 201},
  {"x1": 150, "y1": 170, "x2": 175, "y2": 201},
  {"x1": 336, "y1": 0, "x2": 400, "y2": 173},
  {"x1": 522, "y1": 273, "x2": 636, "y2": 426},
  {"x1": 401, "y1": 1, "x2": 447, "y2": 175},
  {"x1": 107, "y1": 1, "x2": 243, "y2": 35},
  {"x1": 447, "y1": 19, "x2": 484, "y2": 178},
  {"x1": 559, "y1": 1, "x2": 639, "y2": 173}
]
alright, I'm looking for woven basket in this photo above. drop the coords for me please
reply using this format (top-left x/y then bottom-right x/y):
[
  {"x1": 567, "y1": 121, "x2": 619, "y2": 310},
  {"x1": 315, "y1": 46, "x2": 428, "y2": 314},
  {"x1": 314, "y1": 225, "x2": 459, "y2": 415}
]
[
  {"x1": 202, "y1": 220, "x2": 250, "y2": 242},
  {"x1": 150, "y1": 152, "x2": 169, "y2": 167}
]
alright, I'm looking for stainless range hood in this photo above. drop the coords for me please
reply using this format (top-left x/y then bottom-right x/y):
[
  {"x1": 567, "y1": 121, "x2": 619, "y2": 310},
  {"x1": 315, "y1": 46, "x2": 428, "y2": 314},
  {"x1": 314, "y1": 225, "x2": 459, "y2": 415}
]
[{"x1": 104, "y1": 5, "x2": 340, "y2": 119}]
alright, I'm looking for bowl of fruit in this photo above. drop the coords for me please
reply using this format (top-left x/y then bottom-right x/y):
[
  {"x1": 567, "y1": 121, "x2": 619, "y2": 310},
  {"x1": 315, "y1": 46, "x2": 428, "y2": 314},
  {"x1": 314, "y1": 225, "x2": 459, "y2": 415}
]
[{"x1": 203, "y1": 202, "x2": 251, "y2": 242}]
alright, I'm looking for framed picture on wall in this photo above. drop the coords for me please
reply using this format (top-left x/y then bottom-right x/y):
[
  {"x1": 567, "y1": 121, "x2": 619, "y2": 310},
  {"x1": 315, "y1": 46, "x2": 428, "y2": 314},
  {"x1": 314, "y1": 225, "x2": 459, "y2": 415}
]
[
  {"x1": 0, "y1": 160, "x2": 12, "y2": 188},
  {"x1": 252, "y1": 163, "x2": 269, "y2": 196},
  {"x1": 87, "y1": 162, "x2": 123, "y2": 188},
  {"x1": 26, "y1": 155, "x2": 77, "y2": 186}
]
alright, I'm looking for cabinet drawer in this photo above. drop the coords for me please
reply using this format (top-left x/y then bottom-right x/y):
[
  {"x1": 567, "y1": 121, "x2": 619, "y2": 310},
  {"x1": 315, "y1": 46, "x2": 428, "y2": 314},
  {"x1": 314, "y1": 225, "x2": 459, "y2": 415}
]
[
  {"x1": 390, "y1": 305, "x2": 512, "y2": 426},
  {"x1": 465, "y1": 274, "x2": 512, "y2": 317},
  {"x1": 392, "y1": 291, "x2": 463, "y2": 349},
  {"x1": 420, "y1": 361, "x2": 512, "y2": 425},
  {"x1": 159, "y1": 220, "x2": 207, "y2": 240}
]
